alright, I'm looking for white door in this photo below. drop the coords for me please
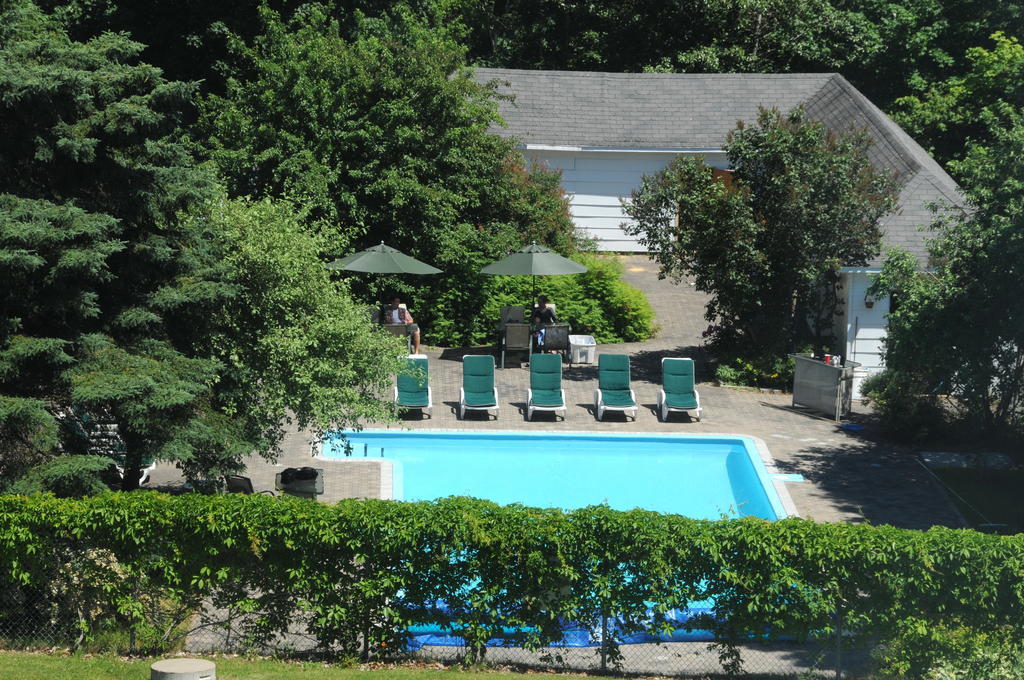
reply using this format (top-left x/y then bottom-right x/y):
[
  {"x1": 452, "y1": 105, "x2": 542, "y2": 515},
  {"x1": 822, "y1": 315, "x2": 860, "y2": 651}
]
[{"x1": 843, "y1": 272, "x2": 889, "y2": 399}]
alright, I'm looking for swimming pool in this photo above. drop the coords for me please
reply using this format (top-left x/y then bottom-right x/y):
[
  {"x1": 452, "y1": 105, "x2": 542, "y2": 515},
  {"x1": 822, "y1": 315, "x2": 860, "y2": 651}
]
[{"x1": 321, "y1": 431, "x2": 789, "y2": 520}]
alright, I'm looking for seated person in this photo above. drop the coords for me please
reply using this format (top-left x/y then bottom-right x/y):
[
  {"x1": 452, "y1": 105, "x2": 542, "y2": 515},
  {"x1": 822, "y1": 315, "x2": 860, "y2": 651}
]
[
  {"x1": 534, "y1": 295, "x2": 557, "y2": 324},
  {"x1": 532, "y1": 296, "x2": 559, "y2": 352},
  {"x1": 384, "y1": 297, "x2": 421, "y2": 354},
  {"x1": 531, "y1": 313, "x2": 546, "y2": 350}
]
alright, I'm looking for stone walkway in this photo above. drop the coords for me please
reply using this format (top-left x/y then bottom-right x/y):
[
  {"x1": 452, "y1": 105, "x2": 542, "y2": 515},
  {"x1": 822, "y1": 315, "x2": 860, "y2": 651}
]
[{"x1": 151, "y1": 256, "x2": 962, "y2": 529}]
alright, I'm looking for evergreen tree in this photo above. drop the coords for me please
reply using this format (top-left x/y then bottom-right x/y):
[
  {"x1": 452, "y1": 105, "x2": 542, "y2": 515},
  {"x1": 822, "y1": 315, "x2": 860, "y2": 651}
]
[{"x1": 0, "y1": 3, "x2": 401, "y2": 489}]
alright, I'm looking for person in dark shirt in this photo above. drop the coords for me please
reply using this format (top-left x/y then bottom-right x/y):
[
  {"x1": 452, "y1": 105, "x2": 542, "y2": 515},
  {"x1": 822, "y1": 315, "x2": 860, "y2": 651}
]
[
  {"x1": 535, "y1": 295, "x2": 557, "y2": 324},
  {"x1": 532, "y1": 296, "x2": 557, "y2": 351}
]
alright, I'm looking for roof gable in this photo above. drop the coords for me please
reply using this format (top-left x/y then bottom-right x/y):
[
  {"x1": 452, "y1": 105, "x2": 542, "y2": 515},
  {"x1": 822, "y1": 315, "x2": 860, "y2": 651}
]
[{"x1": 476, "y1": 68, "x2": 963, "y2": 266}]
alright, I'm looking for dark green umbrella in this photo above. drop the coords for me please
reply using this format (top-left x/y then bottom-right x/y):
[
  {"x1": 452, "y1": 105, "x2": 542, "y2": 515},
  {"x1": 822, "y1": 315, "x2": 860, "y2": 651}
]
[
  {"x1": 326, "y1": 242, "x2": 442, "y2": 275},
  {"x1": 480, "y1": 242, "x2": 587, "y2": 298}
]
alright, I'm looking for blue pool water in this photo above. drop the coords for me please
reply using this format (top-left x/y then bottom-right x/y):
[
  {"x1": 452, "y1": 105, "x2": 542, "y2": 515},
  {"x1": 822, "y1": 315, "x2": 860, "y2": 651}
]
[{"x1": 322, "y1": 431, "x2": 785, "y2": 520}]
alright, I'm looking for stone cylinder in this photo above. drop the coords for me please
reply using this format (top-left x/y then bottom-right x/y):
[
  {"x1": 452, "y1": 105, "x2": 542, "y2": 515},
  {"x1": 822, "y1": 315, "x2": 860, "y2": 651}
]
[{"x1": 150, "y1": 658, "x2": 216, "y2": 680}]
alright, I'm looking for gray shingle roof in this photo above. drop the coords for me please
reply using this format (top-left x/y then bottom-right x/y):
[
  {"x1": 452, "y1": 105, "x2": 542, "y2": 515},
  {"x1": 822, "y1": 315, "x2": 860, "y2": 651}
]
[{"x1": 475, "y1": 68, "x2": 963, "y2": 266}]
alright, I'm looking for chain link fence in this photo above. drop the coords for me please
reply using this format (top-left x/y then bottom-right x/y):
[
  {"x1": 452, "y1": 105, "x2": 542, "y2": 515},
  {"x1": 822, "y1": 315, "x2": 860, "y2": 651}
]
[{"x1": 1, "y1": 605, "x2": 871, "y2": 678}]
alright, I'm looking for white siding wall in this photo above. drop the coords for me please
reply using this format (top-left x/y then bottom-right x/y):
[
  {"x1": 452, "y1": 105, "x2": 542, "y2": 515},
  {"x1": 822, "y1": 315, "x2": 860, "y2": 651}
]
[
  {"x1": 523, "y1": 149, "x2": 728, "y2": 252},
  {"x1": 842, "y1": 271, "x2": 889, "y2": 399}
]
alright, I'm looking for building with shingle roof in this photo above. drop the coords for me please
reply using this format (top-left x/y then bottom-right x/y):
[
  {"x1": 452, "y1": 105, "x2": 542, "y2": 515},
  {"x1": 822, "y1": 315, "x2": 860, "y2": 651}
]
[{"x1": 474, "y1": 68, "x2": 963, "y2": 396}]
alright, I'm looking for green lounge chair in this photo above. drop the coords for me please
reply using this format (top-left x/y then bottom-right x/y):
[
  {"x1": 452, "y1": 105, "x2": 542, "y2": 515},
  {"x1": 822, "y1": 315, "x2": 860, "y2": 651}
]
[
  {"x1": 460, "y1": 355, "x2": 499, "y2": 420},
  {"x1": 594, "y1": 353, "x2": 638, "y2": 421},
  {"x1": 395, "y1": 356, "x2": 432, "y2": 418},
  {"x1": 527, "y1": 353, "x2": 566, "y2": 421},
  {"x1": 658, "y1": 357, "x2": 702, "y2": 421}
]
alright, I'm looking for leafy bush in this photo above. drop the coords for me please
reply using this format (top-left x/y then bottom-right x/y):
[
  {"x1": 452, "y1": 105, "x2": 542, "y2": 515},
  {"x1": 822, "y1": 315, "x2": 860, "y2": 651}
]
[
  {"x1": 715, "y1": 355, "x2": 795, "y2": 390},
  {"x1": 426, "y1": 253, "x2": 655, "y2": 346},
  {"x1": 860, "y1": 369, "x2": 947, "y2": 442},
  {"x1": 1, "y1": 493, "x2": 1023, "y2": 672},
  {"x1": 876, "y1": 622, "x2": 1024, "y2": 680}
]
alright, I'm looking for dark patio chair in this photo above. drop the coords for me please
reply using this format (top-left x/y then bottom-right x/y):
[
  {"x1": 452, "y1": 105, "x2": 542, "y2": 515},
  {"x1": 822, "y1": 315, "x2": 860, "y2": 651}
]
[
  {"x1": 224, "y1": 475, "x2": 276, "y2": 495},
  {"x1": 501, "y1": 322, "x2": 532, "y2": 368}
]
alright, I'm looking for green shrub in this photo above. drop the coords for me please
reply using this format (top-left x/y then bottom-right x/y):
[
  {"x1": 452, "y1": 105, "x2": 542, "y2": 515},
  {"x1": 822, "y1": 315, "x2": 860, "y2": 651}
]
[
  {"x1": 860, "y1": 369, "x2": 947, "y2": 442},
  {"x1": 875, "y1": 622, "x2": 1024, "y2": 679},
  {"x1": 715, "y1": 354, "x2": 795, "y2": 390},
  {"x1": 0, "y1": 494, "x2": 1022, "y2": 670},
  {"x1": 423, "y1": 253, "x2": 655, "y2": 346}
]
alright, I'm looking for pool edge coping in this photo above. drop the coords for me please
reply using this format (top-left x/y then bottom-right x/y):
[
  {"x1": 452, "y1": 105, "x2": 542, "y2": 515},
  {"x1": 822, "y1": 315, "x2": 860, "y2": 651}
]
[{"x1": 320, "y1": 429, "x2": 801, "y2": 520}]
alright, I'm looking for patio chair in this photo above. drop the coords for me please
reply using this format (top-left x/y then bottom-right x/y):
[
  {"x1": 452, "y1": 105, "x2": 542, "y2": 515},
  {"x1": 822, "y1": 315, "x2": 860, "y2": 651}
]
[
  {"x1": 224, "y1": 474, "x2": 276, "y2": 495},
  {"x1": 460, "y1": 355, "x2": 499, "y2": 420},
  {"x1": 379, "y1": 303, "x2": 413, "y2": 352},
  {"x1": 658, "y1": 357, "x2": 702, "y2": 421},
  {"x1": 501, "y1": 322, "x2": 532, "y2": 368},
  {"x1": 540, "y1": 323, "x2": 570, "y2": 358},
  {"x1": 395, "y1": 356, "x2": 432, "y2": 418},
  {"x1": 382, "y1": 323, "x2": 412, "y2": 352},
  {"x1": 500, "y1": 305, "x2": 526, "y2": 326},
  {"x1": 594, "y1": 353, "x2": 638, "y2": 421},
  {"x1": 527, "y1": 353, "x2": 566, "y2": 421}
]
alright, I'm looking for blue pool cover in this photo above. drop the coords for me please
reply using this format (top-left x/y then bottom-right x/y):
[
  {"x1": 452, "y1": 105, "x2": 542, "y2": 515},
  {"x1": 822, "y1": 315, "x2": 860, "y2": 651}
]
[{"x1": 405, "y1": 603, "x2": 718, "y2": 648}]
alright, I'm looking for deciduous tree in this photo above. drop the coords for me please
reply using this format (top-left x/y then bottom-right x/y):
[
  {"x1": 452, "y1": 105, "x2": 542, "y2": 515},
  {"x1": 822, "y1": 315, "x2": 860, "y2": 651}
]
[
  {"x1": 870, "y1": 104, "x2": 1024, "y2": 436},
  {"x1": 891, "y1": 32, "x2": 1024, "y2": 166},
  {"x1": 194, "y1": 4, "x2": 582, "y2": 345},
  {"x1": 624, "y1": 107, "x2": 898, "y2": 358}
]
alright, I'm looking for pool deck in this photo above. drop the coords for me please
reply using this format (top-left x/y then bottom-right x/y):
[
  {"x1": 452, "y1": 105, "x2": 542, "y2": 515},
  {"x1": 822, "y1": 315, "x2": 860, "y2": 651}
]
[{"x1": 150, "y1": 256, "x2": 963, "y2": 530}]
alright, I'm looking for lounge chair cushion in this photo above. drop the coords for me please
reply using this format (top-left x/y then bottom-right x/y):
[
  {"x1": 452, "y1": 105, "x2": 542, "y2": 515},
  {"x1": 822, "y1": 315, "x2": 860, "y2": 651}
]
[
  {"x1": 663, "y1": 391, "x2": 699, "y2": 409},
  {"x1": 531, "y1": 389, "x2": 564, "y2": 406},
  {"x1": 663, "y1": 359, "x2": 698, "y2": 409},
  {"x1": 464, "y1": 389, "x2": 496, "y2": 406},
  {"x1": 601, "y1": 389, "x2": 636, "y2": 407},
  {"x1": 530, "y1": 354, "x2": 564, "y2": 406},
  {"x1": 598, "y1": 354, "x2": 636, "y2": 407},
  {"x1": 463, "y1": 356, "x2": 496, "y2": 406},
  {"x1": 397, "y1": 357, "x2": 429, "y2": 406}
]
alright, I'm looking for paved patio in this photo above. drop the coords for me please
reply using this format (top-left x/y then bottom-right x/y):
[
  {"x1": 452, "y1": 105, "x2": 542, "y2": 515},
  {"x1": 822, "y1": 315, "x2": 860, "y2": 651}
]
[{"x1": 151, "y1": 256, "x2": 962, "y2": 529}]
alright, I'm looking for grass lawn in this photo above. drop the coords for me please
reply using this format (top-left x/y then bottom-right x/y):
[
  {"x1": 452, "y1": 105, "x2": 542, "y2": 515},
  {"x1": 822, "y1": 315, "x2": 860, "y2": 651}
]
[
  {"x1": 0, "y1": 653, "x2": 589, "y2": 680},
  {"x1": 932, "y1": 467, "x2": 1024, "y2": 534}
]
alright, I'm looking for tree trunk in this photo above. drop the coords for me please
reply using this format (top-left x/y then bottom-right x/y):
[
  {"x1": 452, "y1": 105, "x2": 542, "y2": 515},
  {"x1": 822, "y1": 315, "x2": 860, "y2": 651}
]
[{"x1": 119, "y1": 430, "x2": 145, "y2": 492}]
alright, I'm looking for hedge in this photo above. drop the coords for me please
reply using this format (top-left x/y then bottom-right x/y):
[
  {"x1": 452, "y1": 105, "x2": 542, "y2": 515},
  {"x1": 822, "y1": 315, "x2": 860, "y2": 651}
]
[
  {"x1": 0, "y1": 493, "x2": 1022, "y2": 675},
  {"x1": 425, "y1": 253, "x2": 656, "y2": 346}
]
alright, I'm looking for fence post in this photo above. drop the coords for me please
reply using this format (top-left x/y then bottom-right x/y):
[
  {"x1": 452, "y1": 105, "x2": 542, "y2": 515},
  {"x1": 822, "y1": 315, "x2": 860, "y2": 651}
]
[
  {"x1": 361, "y1": 613, "x2": 370, "y2": 662},
  {"x1": 835, "y1": 609, "x2": 843, "y2": 680},
  {"x1": 599, "y1": 612, "x2": 609, "y2": 673}
]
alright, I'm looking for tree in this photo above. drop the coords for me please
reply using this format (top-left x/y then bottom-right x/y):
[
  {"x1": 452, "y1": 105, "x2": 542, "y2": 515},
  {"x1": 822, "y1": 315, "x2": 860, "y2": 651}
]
[
  {"x1": 0, "y1": 3, "x2": 402, "y2": 489},
  {"x1": 870, "y1": 104, "x2": 1024, "y2": 436},
  {"x1": 0, "y1": 2, "x2": 226, "y2": 488},
  {"x1": 624, "y1": 107, "x2": 898, "y2": 358},
  {"x1": 891, "y1": 32, "x2": 1024, "y2": 166},
  {"x1": 194, "y1": 3, "x2": 582, "y2": 346},
  {"x1": 187, "y1": 195, "x2": 404, "y2": 482}
]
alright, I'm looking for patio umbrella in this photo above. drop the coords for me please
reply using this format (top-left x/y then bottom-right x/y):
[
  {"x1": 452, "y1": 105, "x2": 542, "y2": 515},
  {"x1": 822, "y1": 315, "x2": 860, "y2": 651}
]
[
  {"x1": 480, "y1": 242, "x2": 587, "y2": 299},
  {"x1": 326, "y1": 242, "x2": 442, "y2": 275}
]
